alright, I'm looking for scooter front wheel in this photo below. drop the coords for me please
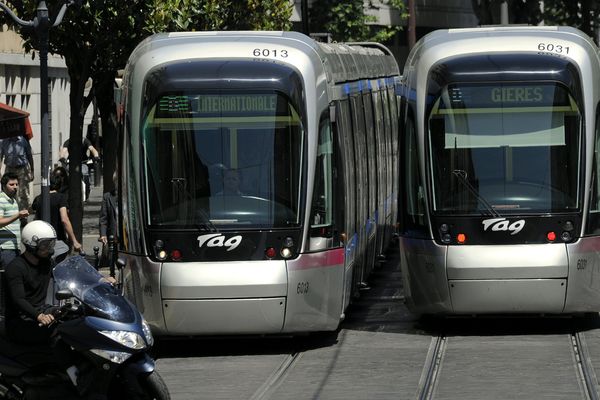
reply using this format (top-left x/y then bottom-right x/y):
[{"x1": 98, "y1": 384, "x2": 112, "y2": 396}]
[
  {"x1": 138, "y1": 371, "x2": 170, "y2": 400},
  {"x1": 110, "y1": 371, "x2": 170, "y2": 400}
]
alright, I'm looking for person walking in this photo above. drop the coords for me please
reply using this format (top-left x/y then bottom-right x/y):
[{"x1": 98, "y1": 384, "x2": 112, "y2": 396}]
[
  {"x1": 60, "y1": 129, "x2": 100, "y2": 202},
  {"x1": 0, "y1": 135, "x2": 34, "y2": 211},
  {"x1": 31, "y1": 172, "x2": 82, "y2": 263},
  {"x1": 99, "y1": 172, "x2": 118, "y2": 274},
  {"x1": 0, "y1": 172, "x2": 29, "y2": 268}
]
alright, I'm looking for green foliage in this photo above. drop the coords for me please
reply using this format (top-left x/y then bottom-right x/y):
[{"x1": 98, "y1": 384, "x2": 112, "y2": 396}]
[
  {"x1": 0, "y1": 0, "x2": 293, "y2": 238},
  {"x1": 542, "y1": 0, "x2": 600, "y2": 40},
  {"x1": 146, "y1": 0, "x2": 293, "y2": 32},
  {"x1": 309, "y1": 0, "x2": 407, "y2": 42}
]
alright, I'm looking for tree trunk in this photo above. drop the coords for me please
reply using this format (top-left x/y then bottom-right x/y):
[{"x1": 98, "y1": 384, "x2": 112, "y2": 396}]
[
  {"x1": 65, "y1": 59, "x2": 91, "y2": 242},
  {"x1": 95, "y1": 72, "x2": 118, "y2": 194}
]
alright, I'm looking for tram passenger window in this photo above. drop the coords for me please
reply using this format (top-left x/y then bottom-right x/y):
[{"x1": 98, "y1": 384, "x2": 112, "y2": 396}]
[
  {"x1": 586, "y1": 111, "x2": 600, "y2": 234},
  {"x1": 310, "y1": 116, "x2": 335, "y2": 250},
  {"x1": 403, "y1": 117, "x2": 426, "y2": 234}
]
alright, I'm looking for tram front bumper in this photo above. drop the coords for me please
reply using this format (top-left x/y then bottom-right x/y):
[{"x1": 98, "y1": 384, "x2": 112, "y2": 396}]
[
  {"x1": 446, "y1": 244, "x2": 568, "y2": 313},
  {"x1": 160, "y1": 260, "x2": 287, "y2": 335},
  {"x1": 449, "y1": 278, "x2": 566, "y2": 313}
]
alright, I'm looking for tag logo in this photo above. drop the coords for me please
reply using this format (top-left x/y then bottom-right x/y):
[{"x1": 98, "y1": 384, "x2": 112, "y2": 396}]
[
  {"x1": 197, "y1": 234, "x2": 242, "y2": 252},
  {"x1": 482, "y1": 218, "x2": 525, "y2": 235}
]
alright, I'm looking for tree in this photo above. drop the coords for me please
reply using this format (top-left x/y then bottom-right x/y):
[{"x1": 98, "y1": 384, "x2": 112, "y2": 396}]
[
  {"x1": 543, "y1": 0, "x2": 600, "y2": 41},
  {"x1": 1, "y1": 1, "x2": 151, "y2": 240},
  {"x1": 145, "y1": 0, "x2": 293, "y2": 32},
  {"x1": 309, "y1": 0, "x2": 407, "y2": 43},
  {"x1": 1, "y1": 0, "x2": 294, "y2": 242}
]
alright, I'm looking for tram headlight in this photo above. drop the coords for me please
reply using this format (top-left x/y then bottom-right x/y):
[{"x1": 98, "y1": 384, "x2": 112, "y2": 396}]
[
  {"x1": 154, "y1": 240, "x2": 167, "y2": 261},
  {"x1": 281, "y1": 247, "x2": 293, "y2": 258},
  {"x1": 283, "y1": 236, "x2": 295, "y2": 248},
  {"x1": 561, "y1": 231, "x2": 572, "y2": 242}
]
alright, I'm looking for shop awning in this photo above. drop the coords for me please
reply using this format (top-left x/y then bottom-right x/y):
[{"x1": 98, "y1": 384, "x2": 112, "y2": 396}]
[{"x1": 0, "y1": 103, "x2": 32, "y2": 140}]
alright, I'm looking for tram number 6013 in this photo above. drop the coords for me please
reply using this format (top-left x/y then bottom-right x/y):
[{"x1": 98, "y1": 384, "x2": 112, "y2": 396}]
[
  {"x1": 253, "y1": 48, "x2": 289, "y2": 58},
  {"x1": 297, "y1": 281, "x2": 309, "y2": 294},
  {"x1": 537, "y1": 43, "x2": 569, "y2": 54}
]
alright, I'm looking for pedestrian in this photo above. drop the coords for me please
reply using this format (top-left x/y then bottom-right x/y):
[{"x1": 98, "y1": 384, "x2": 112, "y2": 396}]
[
  {"x1": 99, "y1": 171, "x2": 118, "y2": 272},
  {"x1": 52, "y1": 165, "x2": 69, "y2": 194},
  {"x1": 31, "y1": 172, "x2": 82, "y2": 263},
  {"x1": 0, "y1": 172, "x2": 29, "y2": 268},
  {"x1": 0, "y1": 135, "x2": 34, "y2": 210},
  {"x1": 60, "y1": 129, "x2": 100, "y2": 201}
]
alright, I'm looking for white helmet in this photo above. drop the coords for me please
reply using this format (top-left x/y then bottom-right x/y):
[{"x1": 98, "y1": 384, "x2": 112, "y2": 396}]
[{"x1": 22, "y1": 220, "x2": 57, "y2": 251}]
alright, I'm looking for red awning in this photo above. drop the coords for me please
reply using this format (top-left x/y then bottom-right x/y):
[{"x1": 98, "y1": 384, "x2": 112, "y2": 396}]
[{"x1": 0, "y1": 103, "x2": 32, "y2": 140}]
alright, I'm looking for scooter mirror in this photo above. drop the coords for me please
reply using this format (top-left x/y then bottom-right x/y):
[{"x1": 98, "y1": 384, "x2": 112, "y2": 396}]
[{"x1": 56, "y1": 289, "x2": 74, "y2": 300}]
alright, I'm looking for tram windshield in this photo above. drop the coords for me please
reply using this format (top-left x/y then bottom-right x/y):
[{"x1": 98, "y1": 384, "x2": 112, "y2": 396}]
[
  {"x1": 428, "y1": 82, "x2": 581, "y2": 215},
  {"x1": 142, "y1": 92, "x2": 303, "y2": 229}
]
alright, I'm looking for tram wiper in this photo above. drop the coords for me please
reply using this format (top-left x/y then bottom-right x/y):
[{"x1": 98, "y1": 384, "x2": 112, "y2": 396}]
[
  {"x1": 452, "y1": 169, "x2": 501, "y2": 218},
  {"x1": 195, "y1": 208, "x2": 218, "y2": 232}
]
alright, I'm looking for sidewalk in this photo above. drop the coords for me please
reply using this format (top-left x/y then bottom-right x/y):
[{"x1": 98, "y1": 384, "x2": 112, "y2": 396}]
[{"x1": 81, "y1": 183, "x2": 103, "y2": 255}]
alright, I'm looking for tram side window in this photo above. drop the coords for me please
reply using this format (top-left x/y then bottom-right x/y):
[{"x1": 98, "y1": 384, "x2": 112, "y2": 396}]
[
  {"x1": 402, "y1": 116, "x2": 426, "y2": 235},
  {"x1": 586, "y1": 110, "x2": 600, "y2": 235},
  {"x1": 310, "y1": 115, "x2": 336, "y2": 250}
]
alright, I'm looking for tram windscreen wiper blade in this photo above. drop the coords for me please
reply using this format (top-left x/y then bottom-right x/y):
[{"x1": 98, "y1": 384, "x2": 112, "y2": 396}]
[{"x1": 452, "y1": 169, "x2": 501, "y2": 218}]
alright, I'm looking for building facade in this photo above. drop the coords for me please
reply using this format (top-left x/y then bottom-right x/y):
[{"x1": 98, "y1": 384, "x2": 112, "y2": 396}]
[{"x1": 0, "y1": 25, "x2": 92, "y2": 196}]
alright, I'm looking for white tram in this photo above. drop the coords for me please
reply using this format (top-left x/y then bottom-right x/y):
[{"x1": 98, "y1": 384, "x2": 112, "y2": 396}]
[
  {"x1": 116, "y1": 31, "x2": 400, "y2": 335},
  {"x1": 398, "y1": 26, "x2": 600, "y2": 315}
]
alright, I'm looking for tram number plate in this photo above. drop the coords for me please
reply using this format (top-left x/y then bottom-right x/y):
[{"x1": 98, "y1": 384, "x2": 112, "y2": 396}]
[
  {"x1": 577, "y1": 259, "x2": 587, "y2": 270},
  {"x1": 537, "y1": 43, "x2": 570, "y2": 55},
  {"x1": 297, "y1": 281, "x2": 310, "y2": 294},
  {"x1": 253, "y1": 48, "x2": 289, "y2": 58}
]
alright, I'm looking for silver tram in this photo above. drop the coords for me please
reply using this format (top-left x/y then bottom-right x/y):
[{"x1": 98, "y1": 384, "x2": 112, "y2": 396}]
[
  {"x1": 398, "y1": 26, "x2": 600, "y2": 315},
  {"x1": 116, "y1": 31, "x2": 400, "y2": 335}
]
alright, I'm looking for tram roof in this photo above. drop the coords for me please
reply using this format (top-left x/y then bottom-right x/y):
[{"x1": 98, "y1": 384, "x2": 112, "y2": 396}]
[{"x1": 126, "y1": 31, "x2": 399, "y2": 85}]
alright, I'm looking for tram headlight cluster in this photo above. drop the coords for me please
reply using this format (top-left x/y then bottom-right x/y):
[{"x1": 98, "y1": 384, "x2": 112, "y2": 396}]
[
  {"x1": 154, "y1": 239, "x2": 181, "y2": 261},
  {"x1": 154, "y1": 240, "x2": 168, "y2": 261},
  {"x1": 265, "y1": 237, "x2": 296, "y2": 260},
  {"x1": 281, "y1": 236, "x2": 295, "y2": 258},
  {"x1": 547, "y1": 220, "x2": 575, "y2": 243}
]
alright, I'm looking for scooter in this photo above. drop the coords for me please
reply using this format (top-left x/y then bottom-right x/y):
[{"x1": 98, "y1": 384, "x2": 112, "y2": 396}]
[{"x1": 0, "y1": 256, "x2": 170, "y2": 399}]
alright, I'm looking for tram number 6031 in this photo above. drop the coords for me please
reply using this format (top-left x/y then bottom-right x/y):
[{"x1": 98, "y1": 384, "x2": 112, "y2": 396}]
[
  {"x1": 537, "y1": 43, "x2": 569, "y2": 54},
  {"x1": 297, "y1": 281, "x2": 309, "y2": 294}
]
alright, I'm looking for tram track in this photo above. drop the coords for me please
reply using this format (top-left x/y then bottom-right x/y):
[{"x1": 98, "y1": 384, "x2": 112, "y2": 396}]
[
  {"x1": 413, "y1": 320, "x2": 600, "y2": 400},
  {"x1": 415, "y1": 335, "x2": 447, "y2": 400},
  {"x1": 249, "y1": 352, "x2": 303, "y2": 400},
  {"x1": 571, "y1": 332, "x2": 600, "y2": 400}
]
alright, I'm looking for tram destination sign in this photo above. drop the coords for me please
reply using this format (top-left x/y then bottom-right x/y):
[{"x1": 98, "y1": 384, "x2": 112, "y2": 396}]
[
  {"x1": 444, "y1": 84, "x2": 570, "y2": 109},
  {"x1": 157, "y1": 94, "x2": 281, "y2": 117}
]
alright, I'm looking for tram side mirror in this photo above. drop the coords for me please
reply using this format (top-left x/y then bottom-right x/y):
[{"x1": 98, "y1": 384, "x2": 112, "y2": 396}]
[
  {"x1": 55, "y1": 289, "x2": 74, "y2": 301},
  {"x1": 116, "y1": 257, "x2": 127, "y2": 271}
]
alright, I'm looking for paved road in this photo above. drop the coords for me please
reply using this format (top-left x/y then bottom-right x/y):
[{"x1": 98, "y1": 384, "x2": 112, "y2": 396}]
[
  {"x1": 152, "y1": 244, "x2": 600, "y2": 400},
  {"x1": 77, "y1": 187, "x2": 600, "y2": 399}
]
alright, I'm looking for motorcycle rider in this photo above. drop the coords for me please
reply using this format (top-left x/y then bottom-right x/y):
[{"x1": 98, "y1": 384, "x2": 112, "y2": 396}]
[{"x1": 3, "y1": 220, "x2": 58, "y2": 344}]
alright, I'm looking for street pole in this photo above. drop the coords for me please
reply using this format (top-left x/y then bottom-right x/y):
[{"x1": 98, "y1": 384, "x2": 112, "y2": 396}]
[
  {"x1": 301, "y1": 0, "x2": 309, "y2": 35},
  {"x1": 500, "y1": 1, "x2": 509, "y2": 25},
  {"x1": 0, "y1": 1, "x2": 75, "y2": 222},
  {"x1": 408, "y1": 0, "x2": 416, "y2": 49}
]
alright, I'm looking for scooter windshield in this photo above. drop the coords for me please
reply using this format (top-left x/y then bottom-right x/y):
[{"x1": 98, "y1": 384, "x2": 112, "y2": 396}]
[{"x1": 53, "y1": 256, "x2": 136, "y2": 323}]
